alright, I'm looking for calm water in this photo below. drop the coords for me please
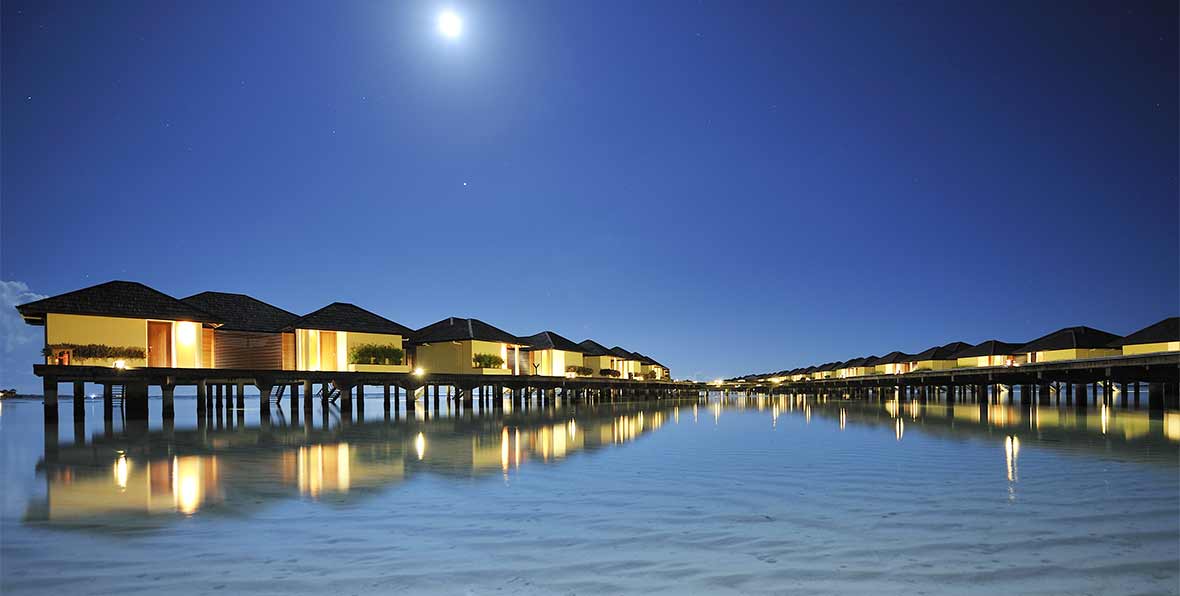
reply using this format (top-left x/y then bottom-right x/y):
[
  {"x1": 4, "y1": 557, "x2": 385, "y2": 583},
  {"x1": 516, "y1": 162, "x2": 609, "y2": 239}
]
[{"x1": 1, "y1": 394, "x2": 1178, "y2": 595}]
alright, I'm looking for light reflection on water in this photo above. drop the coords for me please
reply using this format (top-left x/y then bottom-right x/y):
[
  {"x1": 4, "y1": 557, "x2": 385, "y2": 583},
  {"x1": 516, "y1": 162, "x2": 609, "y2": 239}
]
[
  {"x1": 17, "y1": 395, "x2": 1180, "y2": 523},
  {"x1": 1, "y1": 394, "x2": 1178, "y2": 594}
]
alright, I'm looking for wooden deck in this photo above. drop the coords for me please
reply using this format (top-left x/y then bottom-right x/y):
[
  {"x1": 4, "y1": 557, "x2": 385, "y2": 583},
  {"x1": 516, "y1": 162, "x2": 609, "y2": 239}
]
[{"x1": 33, "y1": 364, "x2": 704, "y2": 423}]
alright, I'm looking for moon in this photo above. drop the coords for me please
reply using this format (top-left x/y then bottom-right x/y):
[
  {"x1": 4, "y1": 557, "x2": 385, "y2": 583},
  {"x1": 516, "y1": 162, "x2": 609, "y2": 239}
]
[{"x1": 438, "y1": 11, "x2": 462, "y2": 39}]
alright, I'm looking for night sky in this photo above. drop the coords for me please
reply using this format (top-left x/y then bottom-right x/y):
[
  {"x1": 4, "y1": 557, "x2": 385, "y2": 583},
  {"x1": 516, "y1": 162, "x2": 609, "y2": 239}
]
[{"x1": 2, "y1": 1, "x2": 1177, "y2": 389}]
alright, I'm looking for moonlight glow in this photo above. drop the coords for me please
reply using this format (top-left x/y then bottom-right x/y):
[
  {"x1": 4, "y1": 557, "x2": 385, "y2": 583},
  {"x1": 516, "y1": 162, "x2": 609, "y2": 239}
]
[{"x1": 437, "y1": 11, "x2": 462, "y2": 39}]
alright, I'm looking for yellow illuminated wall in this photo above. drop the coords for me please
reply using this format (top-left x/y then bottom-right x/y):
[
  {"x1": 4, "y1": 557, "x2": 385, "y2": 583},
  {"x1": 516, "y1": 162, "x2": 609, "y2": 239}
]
[
  {"x1": 1122, "y1": 342, "x2": 1180, "y2": 356},
  {"x1": 584, "y1": 355, "x2": 614, "y2": 377},
  {"x1": 530, "y1": 349, "x2": 584, "y2": 376},
  {"x1": 414, "y1": 340, "x2": 518, "y2": 375},
  {"x1": 45, "y1": 313, "x2": 205, "y2": 368},
  {"x1": 640, "y1": 363, "x2": 668, "y2": 379},
  {"x1": 1028, "y1": 348, "x2": 1120, "y2": 363},
  {"x1": 956, "y1": 354, "x2": 1027, "y2": 368},
  {"x1": 908, "y1": 359, "x2": 956, "y2": 372},
  {"x1": 294, "y1": 329, "x2": 405, "y2": 372},
  {"x1": 613, "y1": 358, "x2": 642, "y2": 379}
]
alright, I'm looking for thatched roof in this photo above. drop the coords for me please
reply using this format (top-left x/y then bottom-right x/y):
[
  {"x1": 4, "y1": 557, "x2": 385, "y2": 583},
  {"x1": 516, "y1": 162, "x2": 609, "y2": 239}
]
[
  {"x1": 182, "y1": 291, "x2": 297, "y2": 333},
  {"x1": 16, "y1": 280, "x2": 219, "y2": 325},
  {"x1": 1012, "y1": 326, "x2": 1120, "y2": 353},
  {"x1": 412, "y1": 317, "x2": 520, "y2": 345},
  {"x1": 1110, "y1": 317, "x2": 1179, "y2": 346},
  {"x1": 578, "y1": 340, "x2": 614, "y2": 357},
  {"x1": 284, "y1": 303, "x2": 414, "y2": 336},
  {"x1": 521, "y1": 331, "x2": 583, "y2": 352},
  {"x1": 953, "y1": 340, "x2": 1024, "y2": 358}
]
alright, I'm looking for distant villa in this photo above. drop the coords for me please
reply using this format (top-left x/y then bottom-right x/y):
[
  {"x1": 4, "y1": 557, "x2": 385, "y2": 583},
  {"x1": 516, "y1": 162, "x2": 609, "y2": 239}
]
[
  {"x1": 15, "y1": 281, "x2": 671, "y2": 381},
  {"x1": 730, "y1": 317, "x2": 1179, "y2": 384}
]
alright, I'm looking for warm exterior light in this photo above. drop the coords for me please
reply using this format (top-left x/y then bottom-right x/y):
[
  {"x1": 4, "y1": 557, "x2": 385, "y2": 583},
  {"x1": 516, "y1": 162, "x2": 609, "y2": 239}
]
[
  {"x1": 414, "y1": 367, "x2": 424, "y2": 376},
  {"x1": 113, "y1": 454, "x2": 129, "y2": 489},
  {"x1": 177, "y1": 321, "x2": 197, "y2": 345},
  {"x1": 113, "y1": 359, "x2": 127, "y2": 370}
]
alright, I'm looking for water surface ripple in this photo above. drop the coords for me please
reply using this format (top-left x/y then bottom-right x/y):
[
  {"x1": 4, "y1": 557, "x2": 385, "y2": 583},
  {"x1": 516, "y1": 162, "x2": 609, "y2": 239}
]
[{"x1": 0, "y1": 395, "x2": 1177, "y2": 595}]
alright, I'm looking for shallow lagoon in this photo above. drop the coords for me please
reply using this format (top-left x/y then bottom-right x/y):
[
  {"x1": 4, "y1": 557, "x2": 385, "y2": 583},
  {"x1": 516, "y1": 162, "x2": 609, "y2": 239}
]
[{"x1": 1, "y1": 394, "x2": 1177, "y2": 595}]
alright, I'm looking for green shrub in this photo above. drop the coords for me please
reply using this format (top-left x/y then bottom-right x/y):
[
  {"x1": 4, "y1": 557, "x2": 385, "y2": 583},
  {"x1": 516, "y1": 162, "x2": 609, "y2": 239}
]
[
  {"x1": 43, "y1": 344, "x2": 146, "y2": 360},
  {"x1": 567, "y1": 365, "x2": 593, "y2": 376},
  {"x1": 349, "y1": 343, "x2": 404, "y2": 365},
  {"x1": 642, "y1": 370, "x2": 658, "y2": 380},
  {"x1": 473, "y1": 353, "x2": 504, "y2": 368},
  {"x1": 600, "y1": 368, "x2": 621, "y2": 377}
]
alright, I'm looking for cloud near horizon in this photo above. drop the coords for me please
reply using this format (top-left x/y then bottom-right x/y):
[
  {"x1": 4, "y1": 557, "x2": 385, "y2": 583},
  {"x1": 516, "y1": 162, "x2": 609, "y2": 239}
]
[{"x1": 0, "y1": 280, "x2": 46, "y2": 392}]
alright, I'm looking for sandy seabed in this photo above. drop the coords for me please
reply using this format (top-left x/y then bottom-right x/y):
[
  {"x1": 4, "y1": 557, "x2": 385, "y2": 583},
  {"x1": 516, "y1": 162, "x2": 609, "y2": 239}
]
[{"x1": 1, "y1": 397, "x2": 1177, "y2": 595}]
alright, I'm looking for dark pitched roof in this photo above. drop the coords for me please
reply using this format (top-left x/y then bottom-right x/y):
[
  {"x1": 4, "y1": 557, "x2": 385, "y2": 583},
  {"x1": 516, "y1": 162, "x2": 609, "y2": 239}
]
[
  {"x1": 633, "y1": 352, "x2": 666, "y2": 367},
  {"x1": 910, "y1": 342, "x2": 974, "y2": 361},
  {"x1": 609, "y1": 346, "x2": 642, "y2": 361},
  {"x1": 608, "y1": 346, "x2": 637, "y2": 361},
  {"x1": 15, "y1": 280, "x2": 219, "y2": 325},
  {"x1": 521, "y1": 331, "x2": 584, "y2": 352},
  {"x1": 411, "y1": 317, "x2": 521, "y2": 345},
  {"x1": 1111, "y1": 317, "x2": 1180, "y2": 346},
  {"x1": 872, "y1": 351, "x2": 913, "y2": 365},
  {"x1": 182, "y1": 291, "x2": 297, "y2": 333},
  {"x1": 1012, "y1": 326, "x2": 1121, "y2": 353},
  {"x1": 842, "y1": 356, "x2": 877, "y2": 368},
  {"x1": 953, "y1": 340, "x2": 1024, "y2": 358},
  {"x1": 284, "y1": 303, "x2": 414, "y2": 336},
  {"x1": 578, "y1": 340, "x2": 614, "y2": 357},
  {"x1": 816, "y1": 361, "x2": 845, "y2": 372}
]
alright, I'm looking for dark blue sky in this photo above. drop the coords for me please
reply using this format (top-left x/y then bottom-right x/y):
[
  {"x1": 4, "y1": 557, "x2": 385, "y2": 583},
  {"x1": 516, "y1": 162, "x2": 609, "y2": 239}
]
[{"x1": 2, "y1": 1, "x2": 1177, "y2": 387}]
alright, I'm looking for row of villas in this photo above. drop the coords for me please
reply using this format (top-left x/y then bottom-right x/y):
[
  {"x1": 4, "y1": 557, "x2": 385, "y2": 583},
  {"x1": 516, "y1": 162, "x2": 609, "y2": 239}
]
[
  {"x1": 734, "y1": 318, "x2": 1179, "y2": 384},
  {"x1": 16, "y1": 281, "x2": 671, "y2": 380}
]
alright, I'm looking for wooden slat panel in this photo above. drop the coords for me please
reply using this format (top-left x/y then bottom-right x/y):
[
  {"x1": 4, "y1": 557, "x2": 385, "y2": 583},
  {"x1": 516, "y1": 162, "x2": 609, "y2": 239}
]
[
  {"x1": 281, "y1": 333, "x2": 295, "y2": 371},
  {"x1": 213, "y1": 330, "x2": 283, "y2": 370},
  {"x1": 201, "y1": 327, "x2": 215, "y2": 368}
]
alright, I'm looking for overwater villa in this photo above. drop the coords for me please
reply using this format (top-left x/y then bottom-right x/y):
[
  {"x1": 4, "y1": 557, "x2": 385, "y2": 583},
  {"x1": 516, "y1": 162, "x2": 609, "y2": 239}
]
[
  {"x1": 811, "y1": 361, "x2": 843, "y2": 380},
  {"x1": 578, "y1": 340, "x2": 618, "y2": 378},
  {"x1": 608, "y1": 346, "x2": 644, "y2": 379},
  {"x1": 1112, "y1": 317, "x2": 1180, "y2": 355},
  {"x1": 181, "y1": 291, "x2": 299, "y2": 370},
  {"x1": 873, "y1": 351, "x2": 914, "y2": 375},
  {"x1": 902, "y1": 341, "x2": 973, "y2": 372},
  {"x1": 19, "y1": 281, "x2": 220, "y2": 369},
  {"x1": 733, "y1": 317, "x2": 1177, "y2": 385},
  {"x1": 521, "y1": 331, "x2": 586, "y2": 377},
  {"x1": 634, "y1": 353, "x2": 670, "y2": 380},
  {"x1": 16, "y1": 281, "x2": 673, "y2": 380},
  {"x1": 838, "y1": 357, "x2": 878, "y2": 378},
  {"x1": 1012, "y1": 325, "x2": 1121, "y2": 364},
  {"x1": 953, "y1": 340, "x2": 1026, "y2": 368},
  {"x1": 284, "y1": 303, "x2": 414, "y2": 373},
  {"x1": 410, "y1": 317, "x2": 525, "y2": 375}
]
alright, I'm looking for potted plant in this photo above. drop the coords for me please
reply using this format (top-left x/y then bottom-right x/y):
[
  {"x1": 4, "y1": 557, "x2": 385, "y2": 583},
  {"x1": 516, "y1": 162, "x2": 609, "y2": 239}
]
[{"x1": 473, "y1": 353, "x2": 504, "y2": 369}]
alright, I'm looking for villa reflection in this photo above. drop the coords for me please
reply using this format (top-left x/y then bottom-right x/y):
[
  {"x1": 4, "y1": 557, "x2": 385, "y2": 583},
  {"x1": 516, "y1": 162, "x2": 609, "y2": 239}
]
[
  {"x1": 26, "y1": 394, "x2": 1180, "y2": 528},
  {"x1": 29, "y1": 401, "x2": 681, "y2": 526},
  {"x1": 38, "y1": 454, "x2": 222, "y2": 521}
]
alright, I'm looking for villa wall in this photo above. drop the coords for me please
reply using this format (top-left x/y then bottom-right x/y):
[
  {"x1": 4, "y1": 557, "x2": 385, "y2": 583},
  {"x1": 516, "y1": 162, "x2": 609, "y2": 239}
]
[
  {"x1": 1032, "y1": 348, "x2": 1120, "y2": 363},
  {"x1": 45, "y1": 313, "x2": 204, "y2": 368},
  {"x1": 1122, "y1": 342, "x2": 1180, "y2": 356}
]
